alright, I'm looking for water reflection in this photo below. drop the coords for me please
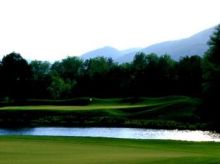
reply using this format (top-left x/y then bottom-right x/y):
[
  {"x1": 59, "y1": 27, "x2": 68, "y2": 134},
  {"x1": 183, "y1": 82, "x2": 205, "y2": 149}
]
[{"x1": 0, "y1": 127, "x2": 219, "y2": 142}]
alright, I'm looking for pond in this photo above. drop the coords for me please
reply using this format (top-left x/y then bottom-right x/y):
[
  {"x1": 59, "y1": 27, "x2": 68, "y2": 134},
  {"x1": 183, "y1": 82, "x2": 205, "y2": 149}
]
[{"x1": 0, "y1": 127, "x2": 219, "y2": 142}]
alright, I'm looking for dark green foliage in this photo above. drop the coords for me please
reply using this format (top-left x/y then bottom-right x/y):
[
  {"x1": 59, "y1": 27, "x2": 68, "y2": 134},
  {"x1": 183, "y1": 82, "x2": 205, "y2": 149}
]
[
  {"x1": 51, "y1": 56, "x2": 83, "y2": 81},
  {"x1": 48, "y1": 75, "x2": 73, "y2": 99},
  {"x1": 202, "y1": 24, "x2": 220, "y2": 125},
  {"x1": 29, "y1": 60, "x2": 51, "y2": 98},
  {"x1": 1, "y1": 52, "x2": 31, "y2": 98},
  {"x1": 0, "y1": 51, "x2": 203, "y2": 99},
  {"x1": 76, "y1": 57, "x2": 118, "y2": 97},
  {"x1": 177, "y1": 55, "x2": 202, "y2": 96},
  {"x1": 31, "y1": 60, "x2": 50, "y2": 81},
  {"x1": 49, "y1": 57, "x2": 83, "y2": 98}
]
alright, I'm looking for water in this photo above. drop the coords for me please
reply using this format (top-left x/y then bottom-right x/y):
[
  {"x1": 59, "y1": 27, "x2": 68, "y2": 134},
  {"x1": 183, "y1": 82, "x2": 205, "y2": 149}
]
[{"x1": 0, "y1": 127, "x2": 219, "y2": 142}]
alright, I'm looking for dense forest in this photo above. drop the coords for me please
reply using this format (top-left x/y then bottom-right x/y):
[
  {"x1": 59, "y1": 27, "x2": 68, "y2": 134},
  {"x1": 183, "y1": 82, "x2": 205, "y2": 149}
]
[
  {"x1": 0, "y1": 50, "x2": 202, "y2": 99},
  {"x1": 0, "y1": 25, "x2": 219, "y2": 126}
]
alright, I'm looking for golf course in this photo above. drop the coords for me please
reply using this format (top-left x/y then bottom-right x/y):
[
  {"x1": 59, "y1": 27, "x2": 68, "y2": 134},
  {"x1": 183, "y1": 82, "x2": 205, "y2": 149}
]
[
  {"x1": 0, "y1": 4, "x2": 220, "y2": 163},
  {"x1": 0, "y1": 136, "x2": 220, "y2": 164},
  {"x1": 0, "y1": 96, "x2": 219, "y2": 163}
]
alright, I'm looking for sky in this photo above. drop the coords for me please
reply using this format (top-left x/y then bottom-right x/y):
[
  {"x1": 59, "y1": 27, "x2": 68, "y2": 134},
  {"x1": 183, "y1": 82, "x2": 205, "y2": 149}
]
[{"x1": 0, "y1": 0, "x2": 219, "y2": 62}]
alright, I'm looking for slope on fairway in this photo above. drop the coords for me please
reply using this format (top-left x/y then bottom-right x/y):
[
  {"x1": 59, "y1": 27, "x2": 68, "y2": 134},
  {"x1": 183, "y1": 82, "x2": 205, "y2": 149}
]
[
  {"x1": 0, "y1": 96, "x2": 199, "y2": 115},
  {"x1": 0, "y1": 136, "x2": 219, "y2": 164},
  {"x1": 0, "y1": 96, "x2": 202, "y2": 129}
]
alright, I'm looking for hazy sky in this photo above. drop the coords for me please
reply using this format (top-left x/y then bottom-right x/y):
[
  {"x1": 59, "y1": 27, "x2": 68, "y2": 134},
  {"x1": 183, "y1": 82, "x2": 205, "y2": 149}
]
[{"x1": 0, "y1": 0, "x2": 219, "y2": 61}]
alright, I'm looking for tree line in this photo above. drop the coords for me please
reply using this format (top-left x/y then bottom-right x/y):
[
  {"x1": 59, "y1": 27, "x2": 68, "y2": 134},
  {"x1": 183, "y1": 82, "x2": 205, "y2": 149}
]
[{"x1": 0, "y1": 52, "x2": 202, "y2": 99}]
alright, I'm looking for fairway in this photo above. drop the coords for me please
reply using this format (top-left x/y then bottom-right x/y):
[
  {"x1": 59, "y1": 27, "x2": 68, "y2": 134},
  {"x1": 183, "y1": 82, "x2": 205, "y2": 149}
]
[
  {"x1": 0, "y1": 96, "x2": 199, "y2": 114},
  {"x1": 0, "y1": 136, "x2": 219, "y2": 164},
  {"x1": 0, "y1": 96, "x2": 203, "y2": 129},
  {"x1": 0, "y1": 104, "x2": 147, "y2": 111}
]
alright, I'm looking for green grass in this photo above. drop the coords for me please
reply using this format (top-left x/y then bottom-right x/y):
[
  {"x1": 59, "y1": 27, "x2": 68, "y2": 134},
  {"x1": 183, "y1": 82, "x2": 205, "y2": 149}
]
[
  {"x1": 0, "y1": 96, "x2": 203, "y2": 129},
  {"x1": 0, "y1": 104, "x2": 147, "y2": 111},
  {"x1": 0, "y1": 136, "x2": 219, "y2": 164},
  {"x1": 0, "y1": 96, "x2": 200, "y2": 115}
]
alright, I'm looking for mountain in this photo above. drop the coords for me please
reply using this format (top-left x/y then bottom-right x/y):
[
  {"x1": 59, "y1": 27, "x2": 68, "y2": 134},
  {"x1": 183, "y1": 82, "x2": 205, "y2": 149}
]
[
  {"x1": 120, "y1": 47, "x2": 142, "y2": 54},
  {"x1": 80, "y1": 46, "x2": 142, "y2": 61},
  {"x1": 80, "y1": 46, "x2": 123, "y2": 60},
  {"x1": 80, "y1": 26, "x2": 215, "y2": 63},
  {"x1": 116, "y1": 26, "x2": 215, "y2": 63}
]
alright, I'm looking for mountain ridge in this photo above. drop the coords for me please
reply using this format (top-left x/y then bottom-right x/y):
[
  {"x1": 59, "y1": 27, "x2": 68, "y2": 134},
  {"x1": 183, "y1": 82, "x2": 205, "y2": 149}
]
[{"x1": 80, "y1": 26, "x2": 216, "y2": 63}]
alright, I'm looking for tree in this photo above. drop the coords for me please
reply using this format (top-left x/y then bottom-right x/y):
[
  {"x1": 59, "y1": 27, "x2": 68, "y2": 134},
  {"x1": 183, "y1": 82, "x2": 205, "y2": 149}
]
[
  {"x1": 139, "y1": 53, "x2": 160, "y2": 96},
  {"x1": 78, "y1": 57, "x2": 116, "y2": 97},
  {"x1": 131, "y1": 53, "x2": 177, "y2": 96},
  {"x1": 1, "y1": 52, "x2": 31, "y2": 98},
  {"x1": 83, "y1": 57, "x2": 113, "y2": 76},
  {"x1": 131, "y1": 53, "x2": 148, "y2": 96},
  {"x1": 30, "y1": 60, "x2": 51, "y2": 98},
  {"x1": 30, "y1": 60, "x2": 50, "y2": 80},
  {"x1": 0, "y1": 61, "x2": 3, "y2": 98},
  {"x1": 51, "y1": 57, "x2": 83, "y2": 81},
  {"x1": 202, "y1": 24, "x2": 220, "y2": 124},
  {"x1": 177, "y1": 55, "x2": 202, "y2": 96},
  {"x1": 47, "y1": 75, "x2": 73, "y2": 99},
  {"x1": 49, "y1": 57, "x2": 83, "y2": 97},
  {"x1": 132, "y1": 52, "x2": 148, "y2": 72},
  {"x1": 157, "y1": 55, "x2": 177, "y2": 95}
]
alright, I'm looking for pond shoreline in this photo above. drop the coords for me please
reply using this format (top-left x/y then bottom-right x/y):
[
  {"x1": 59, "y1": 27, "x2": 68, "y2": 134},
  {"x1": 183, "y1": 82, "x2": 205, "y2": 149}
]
[
  {"x1": 0, "y1": 110, "x2": 214, "y2": 131},
  {"x1": 0, "y1": 122, "x2": 217, "y2": 134},
  {"x1": 0, "y1": 127, "x2": 220, "y2": 142}
]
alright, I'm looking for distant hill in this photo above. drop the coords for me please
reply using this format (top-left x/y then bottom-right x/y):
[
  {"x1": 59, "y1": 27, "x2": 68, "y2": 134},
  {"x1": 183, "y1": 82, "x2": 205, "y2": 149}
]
[
  {"x1": 80, "y1": 46, "x2": 122, "y2": 60},
  {"x1": 116, "y1": 26, "x2": 215, "y2": 63},
  {"x1": 80, "y1": 26, "x2": 215, "y2": 63},
  {"x1": 80, "y1": 46, "x2": 142, "y2": 61}
]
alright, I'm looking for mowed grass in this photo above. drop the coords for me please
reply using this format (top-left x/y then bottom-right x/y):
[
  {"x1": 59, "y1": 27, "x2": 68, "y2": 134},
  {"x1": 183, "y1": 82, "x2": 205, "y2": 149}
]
[
  {"x1": 0, "y1": 96, "x2": 199, "y2": 113},
  {"x1": 0, "y1": 104, "x2": 147, "y2": 111},
  {"x1": 0, "y1": 96, "x2": 201, "y2": 120},
  {"x1": 0, "y1": 96, "x2": 202, "y2": 129},
  {"x1": 0, "y1": 136, "x2": 219, "y2": 164}
]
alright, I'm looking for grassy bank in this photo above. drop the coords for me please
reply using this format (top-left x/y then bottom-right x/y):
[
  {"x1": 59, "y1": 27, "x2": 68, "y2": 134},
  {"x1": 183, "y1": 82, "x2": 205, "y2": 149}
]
[
  {"x1": 0, "y1": 136, "x2": 219, "y2": 164},
  {"x1": 0, "y1": 96, "x2": 206, "y2": 129}
]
